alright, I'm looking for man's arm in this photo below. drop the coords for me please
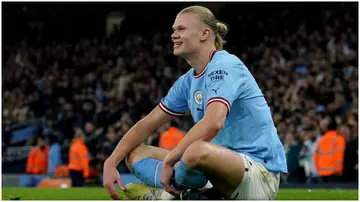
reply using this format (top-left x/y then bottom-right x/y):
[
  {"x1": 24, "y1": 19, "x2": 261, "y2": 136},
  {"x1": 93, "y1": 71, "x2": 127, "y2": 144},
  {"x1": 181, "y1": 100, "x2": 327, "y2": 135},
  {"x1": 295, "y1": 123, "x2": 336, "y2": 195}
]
[
  {"x1": 163, "y1": 102, "x2": 228, "y2": 166},
  {"x1": 105, "y1": 106, "x2": 174, "y2": 167},
  {"x1": 26, "y1": 149, "x2": 36, "y2": 174},
  {"x1": 106, "y1": 73, "x2": 189, "y2": 167},
  {"x1": 334, "y1": 136, "x2": 346, "y2": 175},
  {"x1": 163, "y1": 59, "x2": 245, "y2": 166},
  {"x1": 80, "y1": 146, "x2": 90, "y2": 178}
]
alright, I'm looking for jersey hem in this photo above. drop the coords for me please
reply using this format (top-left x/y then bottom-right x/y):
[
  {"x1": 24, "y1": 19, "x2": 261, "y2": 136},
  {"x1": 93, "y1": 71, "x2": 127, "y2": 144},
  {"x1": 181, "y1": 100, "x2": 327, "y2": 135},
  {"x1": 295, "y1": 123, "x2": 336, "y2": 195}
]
[
  {"x1": 206, "y1": 97, "x2": 231, "y2": 115},
  {"x1": 159, "y1": 101, "x2": 185, "y2": 116}
]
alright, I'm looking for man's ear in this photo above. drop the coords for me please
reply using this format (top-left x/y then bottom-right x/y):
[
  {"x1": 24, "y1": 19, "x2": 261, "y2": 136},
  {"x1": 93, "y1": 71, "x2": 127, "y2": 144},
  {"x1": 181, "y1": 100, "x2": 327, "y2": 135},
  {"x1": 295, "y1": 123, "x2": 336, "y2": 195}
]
[{"x1": 200, "y1": 28, "x2": 211, "y2": 42}]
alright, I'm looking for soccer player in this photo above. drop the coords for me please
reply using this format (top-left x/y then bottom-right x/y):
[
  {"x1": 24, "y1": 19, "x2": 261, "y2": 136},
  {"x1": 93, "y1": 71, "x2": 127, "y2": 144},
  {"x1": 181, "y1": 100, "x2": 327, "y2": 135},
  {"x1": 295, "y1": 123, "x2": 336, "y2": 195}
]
[{"x1": 103, "y1": 5, "x2": 287, "y2": 200}]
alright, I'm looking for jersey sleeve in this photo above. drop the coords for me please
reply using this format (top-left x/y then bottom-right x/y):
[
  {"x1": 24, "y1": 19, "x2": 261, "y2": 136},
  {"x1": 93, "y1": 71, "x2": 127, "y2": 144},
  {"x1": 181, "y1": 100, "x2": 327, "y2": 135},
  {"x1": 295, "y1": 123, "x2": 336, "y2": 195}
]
[
  {"x1": 159, "y1": 74, "x2": 189, "y2": 116},
  {"x1": 205, "y1": 60, "x2": 244, "y2": 115}
]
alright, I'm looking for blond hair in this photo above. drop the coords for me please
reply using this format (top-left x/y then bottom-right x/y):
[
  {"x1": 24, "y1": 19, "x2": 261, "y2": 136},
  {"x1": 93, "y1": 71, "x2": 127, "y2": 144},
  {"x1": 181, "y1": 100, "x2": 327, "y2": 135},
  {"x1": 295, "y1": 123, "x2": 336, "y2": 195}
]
[{"x1": 179, "y1": 5, "x2": 228, "y2": 50}]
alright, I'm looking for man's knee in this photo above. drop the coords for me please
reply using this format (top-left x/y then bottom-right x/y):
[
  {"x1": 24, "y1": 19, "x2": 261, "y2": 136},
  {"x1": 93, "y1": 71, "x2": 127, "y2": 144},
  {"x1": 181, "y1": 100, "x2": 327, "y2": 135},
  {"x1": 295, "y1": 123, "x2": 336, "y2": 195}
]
[
  {"x1": 173, "y1": 140, "x2": 212, "y2": 189},
  {"x1": 182, "y1": 141, "x2": 210, "y2": 168},
  {"x1": 125, "y1": 144, "x2": 147, "y2": 168}
]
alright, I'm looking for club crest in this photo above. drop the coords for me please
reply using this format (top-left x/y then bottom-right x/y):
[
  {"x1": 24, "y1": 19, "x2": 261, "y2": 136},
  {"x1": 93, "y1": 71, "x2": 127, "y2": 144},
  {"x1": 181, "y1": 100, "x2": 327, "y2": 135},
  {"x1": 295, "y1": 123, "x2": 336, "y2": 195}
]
[{"x1": 194, "y1": 91, "x2": 203, "y2": 105}]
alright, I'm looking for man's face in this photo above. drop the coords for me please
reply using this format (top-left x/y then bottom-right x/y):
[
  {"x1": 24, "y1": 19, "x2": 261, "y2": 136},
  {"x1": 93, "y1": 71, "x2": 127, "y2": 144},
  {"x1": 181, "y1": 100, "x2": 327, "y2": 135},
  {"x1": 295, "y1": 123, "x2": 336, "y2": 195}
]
[
  {"x1": 85, "y1": 122, "x2": 94, "y2": 134},
  {"x1": 319, "y1": 117, "x2": 329, "y2": 131},
  {"x1": 171, "y1": 13, "x2": 206, "y2": 57},
  {"x1": 338, "y1": 125, "x2": 350, "y2": 140},
  {"x1": 37, "y1": 138, "x2": 45, "y2": 148}
]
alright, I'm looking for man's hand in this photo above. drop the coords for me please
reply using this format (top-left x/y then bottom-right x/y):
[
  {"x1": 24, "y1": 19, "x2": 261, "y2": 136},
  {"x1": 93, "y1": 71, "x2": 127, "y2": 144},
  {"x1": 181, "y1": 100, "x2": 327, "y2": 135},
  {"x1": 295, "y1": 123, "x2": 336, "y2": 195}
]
[
  {"x1": 160, "y1": 163, "x2": 181, "y2": 196},
  {"x1": 103, "y1": 159, "x2": 125, "y2": 200}
]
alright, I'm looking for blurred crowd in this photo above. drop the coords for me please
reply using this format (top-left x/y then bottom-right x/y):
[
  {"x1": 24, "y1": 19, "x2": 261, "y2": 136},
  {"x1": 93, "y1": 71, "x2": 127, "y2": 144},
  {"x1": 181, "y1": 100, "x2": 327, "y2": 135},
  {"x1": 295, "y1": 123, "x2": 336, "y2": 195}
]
[{"x1": 2, "y1": 3, "x2": 358, "y2": 184}]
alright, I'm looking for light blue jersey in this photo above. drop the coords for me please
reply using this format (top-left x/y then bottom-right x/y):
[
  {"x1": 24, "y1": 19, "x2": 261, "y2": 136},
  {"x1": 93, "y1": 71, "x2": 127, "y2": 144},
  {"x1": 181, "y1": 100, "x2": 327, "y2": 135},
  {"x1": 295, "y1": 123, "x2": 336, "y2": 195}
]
[{"x1": 159, "y1": 50, "x2": 287, "y2": 173}]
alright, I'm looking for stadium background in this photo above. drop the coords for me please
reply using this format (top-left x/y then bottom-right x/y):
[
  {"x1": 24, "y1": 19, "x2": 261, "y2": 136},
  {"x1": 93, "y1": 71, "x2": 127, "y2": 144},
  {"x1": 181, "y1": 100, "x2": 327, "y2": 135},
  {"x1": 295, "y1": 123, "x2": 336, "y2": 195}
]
[{"x1": 2, "y1": 1, "x2": 358, "y2": 199}]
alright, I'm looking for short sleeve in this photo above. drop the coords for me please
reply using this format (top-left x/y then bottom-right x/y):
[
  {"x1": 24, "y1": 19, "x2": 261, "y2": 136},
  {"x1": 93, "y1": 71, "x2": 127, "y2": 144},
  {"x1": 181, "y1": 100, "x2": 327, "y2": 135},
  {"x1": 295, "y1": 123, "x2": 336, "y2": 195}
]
[
  {"x1": 205, "y1": 61, "x2": 245, "y2": 114},
  {"x1": 159, "y1": 75, "x2": 189, "y2": 116}
]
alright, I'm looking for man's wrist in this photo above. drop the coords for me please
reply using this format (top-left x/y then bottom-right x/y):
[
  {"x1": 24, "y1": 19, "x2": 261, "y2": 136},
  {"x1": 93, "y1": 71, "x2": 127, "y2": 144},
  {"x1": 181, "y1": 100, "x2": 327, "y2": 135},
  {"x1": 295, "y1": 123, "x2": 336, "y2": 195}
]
[
  {"x1": 164, "y1": 155, "x2": 177, "y2": 166},
  {"x1": 105, "y1": 156, "x2": 119, "y2": 167}
]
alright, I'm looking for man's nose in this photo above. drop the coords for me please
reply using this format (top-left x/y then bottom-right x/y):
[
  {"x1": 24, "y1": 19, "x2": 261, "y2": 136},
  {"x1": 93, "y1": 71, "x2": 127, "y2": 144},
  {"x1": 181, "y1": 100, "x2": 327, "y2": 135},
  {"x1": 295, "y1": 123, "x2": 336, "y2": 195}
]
[{"x1": 171, "y1": 32, "x2": 179, "y2": 40}]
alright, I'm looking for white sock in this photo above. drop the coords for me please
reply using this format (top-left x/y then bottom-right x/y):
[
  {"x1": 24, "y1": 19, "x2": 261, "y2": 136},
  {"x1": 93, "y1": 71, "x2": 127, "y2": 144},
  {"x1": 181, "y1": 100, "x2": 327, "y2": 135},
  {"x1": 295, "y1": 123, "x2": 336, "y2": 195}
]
[{"x1": 203, "y1": 181, "x2": 213, "y2": 189}]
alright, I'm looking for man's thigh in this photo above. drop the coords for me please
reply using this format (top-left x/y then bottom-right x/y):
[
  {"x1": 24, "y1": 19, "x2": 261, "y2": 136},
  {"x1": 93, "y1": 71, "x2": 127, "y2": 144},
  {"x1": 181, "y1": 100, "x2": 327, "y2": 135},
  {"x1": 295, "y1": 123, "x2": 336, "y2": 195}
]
[
  {"x1": 230, "y1": 153, "x2": 280, "y2": 200},
  {"x1": 190, "y1": 142, "x2": 246, "y2": 198}
]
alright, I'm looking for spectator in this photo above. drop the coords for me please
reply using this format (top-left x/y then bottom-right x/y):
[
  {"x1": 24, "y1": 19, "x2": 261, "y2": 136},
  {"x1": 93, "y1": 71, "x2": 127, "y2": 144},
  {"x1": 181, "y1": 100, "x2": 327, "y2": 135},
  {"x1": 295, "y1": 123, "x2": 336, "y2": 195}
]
[
  {"x1": 299, "y1": 126, "x2": 321, "y2": 183},
  {"x1": 158, "y1": 122, "x2": 185, "y2": 151},
  {"x1": 47, "y1": 134, "x2": 62, "y2": 175},
  {"x1": 68, "y1": 128, "x2": 90, "y2": 187},
  {"x1": 283, "y1": 134, "x2": 303, "y2": 183},
  {"x1": 314, "y1": 118, "x2": 345, "y2": 182},
  {"x1": 1, "y1": 3, "x2": 357, "y2": 185},
  {"x1": 343, "y1": 120, "x2": 358, "y2": 182},
  {"x1": 26, "y1": 137, "x2": 48, "y2": 175}
]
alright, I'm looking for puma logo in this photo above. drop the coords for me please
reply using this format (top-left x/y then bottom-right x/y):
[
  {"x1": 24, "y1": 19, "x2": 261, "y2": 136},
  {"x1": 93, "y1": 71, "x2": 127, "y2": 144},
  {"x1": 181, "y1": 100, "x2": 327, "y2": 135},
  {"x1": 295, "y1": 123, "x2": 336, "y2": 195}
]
[{"x1": 212, "y1": 88, "x2": 219, "y2": 94}]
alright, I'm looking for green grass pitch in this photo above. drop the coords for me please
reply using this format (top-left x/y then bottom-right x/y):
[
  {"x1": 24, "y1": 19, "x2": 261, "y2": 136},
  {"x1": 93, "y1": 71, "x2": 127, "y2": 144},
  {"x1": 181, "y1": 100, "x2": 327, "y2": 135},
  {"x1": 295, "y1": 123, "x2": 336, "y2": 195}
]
[{"x1": 2, "y1": 187, "x2": 358, "y2": 200}]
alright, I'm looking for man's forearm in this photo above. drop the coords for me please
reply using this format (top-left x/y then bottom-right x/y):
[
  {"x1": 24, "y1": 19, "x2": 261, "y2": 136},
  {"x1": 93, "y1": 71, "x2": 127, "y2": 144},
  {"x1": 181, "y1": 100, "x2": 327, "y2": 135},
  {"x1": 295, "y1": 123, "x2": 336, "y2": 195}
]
[
  {"x1": 106, "y1": 120, "x2": 154, "y2": 166},
  {"x1": 106, "y1": 106, "x2": 173, "y2": 166},
  {"x1": 164, "y1": 119, "x2": 221, "y2": 166}
]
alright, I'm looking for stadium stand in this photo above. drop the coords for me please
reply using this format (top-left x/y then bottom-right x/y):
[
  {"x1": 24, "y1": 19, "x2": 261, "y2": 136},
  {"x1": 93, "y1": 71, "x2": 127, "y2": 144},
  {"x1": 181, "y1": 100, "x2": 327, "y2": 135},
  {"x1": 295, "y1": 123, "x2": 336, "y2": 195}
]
[{"x1": 2, "y1": 2, "x2": 358, "y2": 187}]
